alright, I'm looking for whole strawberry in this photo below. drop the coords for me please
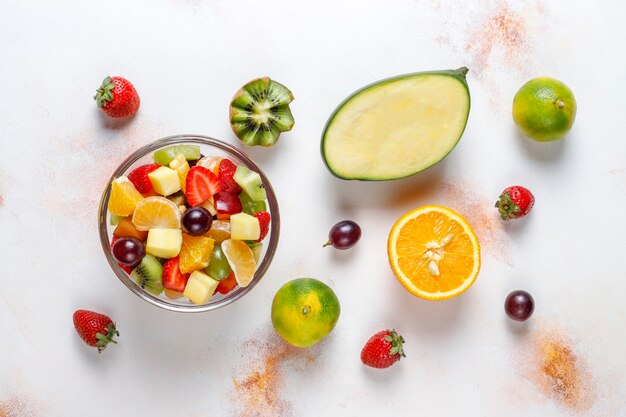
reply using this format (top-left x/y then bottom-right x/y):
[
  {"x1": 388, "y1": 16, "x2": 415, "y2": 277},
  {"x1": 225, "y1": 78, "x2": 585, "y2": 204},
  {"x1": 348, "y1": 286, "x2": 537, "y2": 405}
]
[
  {"x1": 94, "y1": 76, "x2": 140, "y2": 118},
  {"x1": 73, "y1": 310, "x2": 119, "y2": 353},
  {"x1": 495, "y1": 185, "x2": 535, "y2": 220},
  {"x1": 361, "y1": 329, "x2": 406, "y2": 369}
]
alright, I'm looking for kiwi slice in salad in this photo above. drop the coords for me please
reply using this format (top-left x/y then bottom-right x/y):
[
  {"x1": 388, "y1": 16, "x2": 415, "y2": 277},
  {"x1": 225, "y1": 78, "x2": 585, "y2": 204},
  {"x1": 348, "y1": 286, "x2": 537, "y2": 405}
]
[
  {"x1": 154, "y1": 145, "x2": 201, "y2": 165},
  {"x1": 130, "y1": 254, "x2": 164, "y2": 296},
  {"x1": 229, "y1": 77, "x2": 295, "y2": 146}
]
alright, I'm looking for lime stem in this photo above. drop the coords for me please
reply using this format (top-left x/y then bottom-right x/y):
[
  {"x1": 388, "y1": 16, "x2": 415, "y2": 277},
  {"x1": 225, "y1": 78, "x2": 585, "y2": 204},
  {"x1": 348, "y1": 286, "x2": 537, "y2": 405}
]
[
  {"x1": 302, "y1": 306, "x2": 310, "y2": 315},
  {"x1": 556, "y1": 99, "x2": 565, "y2": 109}
]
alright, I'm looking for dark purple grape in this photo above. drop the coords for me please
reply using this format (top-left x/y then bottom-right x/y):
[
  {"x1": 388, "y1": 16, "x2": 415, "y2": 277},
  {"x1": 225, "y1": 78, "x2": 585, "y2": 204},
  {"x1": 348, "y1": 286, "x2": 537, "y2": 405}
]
[
  {"x1": 505, "y1": 290, "x2": 535, "y2": 321},
  {"x1": 112, "y1": 237, "x2": 145, "y2": 268},
  {"x1": 323, "y1": 220, "x2": 361, "y2": 250},
  {"x1": 182, "y1": 207, "x2": 213, "y2": 236}
]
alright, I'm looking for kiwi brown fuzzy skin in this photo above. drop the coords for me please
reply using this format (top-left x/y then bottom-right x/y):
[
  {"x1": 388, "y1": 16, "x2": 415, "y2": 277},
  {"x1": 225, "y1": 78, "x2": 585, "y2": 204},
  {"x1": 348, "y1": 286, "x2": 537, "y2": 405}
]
[{"x1": 229, "y1": 77, "x2": 295, "y2": 147}]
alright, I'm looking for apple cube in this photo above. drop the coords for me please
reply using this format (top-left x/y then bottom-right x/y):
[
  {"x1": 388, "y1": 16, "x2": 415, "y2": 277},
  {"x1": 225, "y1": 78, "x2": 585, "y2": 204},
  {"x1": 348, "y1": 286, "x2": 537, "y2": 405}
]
[
  {"x1": 148, "y1": 166, "x2": 181, "y2": 196},
  {"x1": 214, "y1": 192, "x2": 242, "y2": 218},
  {"x1": 183, "y1": 270, "x2": 219, "y2": 305},
  {"x1": 145, "y1": 228, "x2": 182, "y2": 259},
  {"x1": 230, "y1": 213, "x2": 260, "y2": 240}
]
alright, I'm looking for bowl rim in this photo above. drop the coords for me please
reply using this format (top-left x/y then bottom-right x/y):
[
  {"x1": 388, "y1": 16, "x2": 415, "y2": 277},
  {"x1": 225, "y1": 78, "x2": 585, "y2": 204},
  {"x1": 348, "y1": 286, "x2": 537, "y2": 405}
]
[{"x1": 98, "y1": 134, "x2": 280, "y2": 313}]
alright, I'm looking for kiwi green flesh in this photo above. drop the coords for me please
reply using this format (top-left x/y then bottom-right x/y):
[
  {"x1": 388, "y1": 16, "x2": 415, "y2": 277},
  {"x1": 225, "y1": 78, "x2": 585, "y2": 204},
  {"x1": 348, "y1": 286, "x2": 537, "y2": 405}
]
[
  {"x1": 130, "y1": 254, "x2": 164, "y2": 296},
  {"x1": 153, "y1": 145, "x2": 201, "y2": 166},
  {"x1": 321, "y1": 68, "x2": 470, "y2": 181},
  {"x1": 230, "y1": 78, "x2": 294, "y2": 146},
  {"x1": 233, "y1": 166, "x2": 267, "y2": 201}
]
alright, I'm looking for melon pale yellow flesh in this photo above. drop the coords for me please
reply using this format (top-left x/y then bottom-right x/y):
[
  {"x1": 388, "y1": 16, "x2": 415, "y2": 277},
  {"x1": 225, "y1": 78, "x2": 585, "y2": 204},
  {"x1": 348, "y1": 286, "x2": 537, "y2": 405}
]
[{"x1": 322, "y1": 73, "x2": 470, "y2": 180}]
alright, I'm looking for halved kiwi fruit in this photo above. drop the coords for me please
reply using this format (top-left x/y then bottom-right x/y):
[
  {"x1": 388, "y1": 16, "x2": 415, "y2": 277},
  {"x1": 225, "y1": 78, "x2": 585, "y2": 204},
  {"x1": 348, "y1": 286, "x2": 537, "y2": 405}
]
[
  {"x1": 229, "y1": 77, "x2": 295, "y2": 146},
  {"x1": 130, "y1": 254, "x2": 164, "y2": 296}
]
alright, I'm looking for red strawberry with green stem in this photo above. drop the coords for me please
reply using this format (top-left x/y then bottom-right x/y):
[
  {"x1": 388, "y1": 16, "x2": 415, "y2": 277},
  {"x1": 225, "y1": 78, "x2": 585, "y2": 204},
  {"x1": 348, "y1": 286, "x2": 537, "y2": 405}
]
[
  {"x1": 185, "y1": 166, "x2": 222, "y2": 206},
  {"x1": 94, "y1": 76, "x2": 140, "y2": 118},
  {"x1": 73, "y1": 310, "x2": 119, "y2": 353},
  {"x1": 254, "y1": 211, "x2": 270, "y2": 242},
  {"x1": 218, "y1": 159, "x2": 242, "y2": 194},
  {"x1": 128, "y1": 164, "x2": 160, "y2": 194},
  {"x1": 361, "y1": 329, "x2": 406, "y2": 369},
  {"x1": 495, "y1": 185, "x2": 535, "y2": 220}
]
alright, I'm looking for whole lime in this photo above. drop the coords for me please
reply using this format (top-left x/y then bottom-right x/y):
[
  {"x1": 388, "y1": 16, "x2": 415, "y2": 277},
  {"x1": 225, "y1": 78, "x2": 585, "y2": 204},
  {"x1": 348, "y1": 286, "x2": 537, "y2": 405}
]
[
  {"x1": 512, "y1": 77, "x2": 577, "y2": 142},
  {"x1": 271, "y1": 278, "x2": 340, "y2": 348}
]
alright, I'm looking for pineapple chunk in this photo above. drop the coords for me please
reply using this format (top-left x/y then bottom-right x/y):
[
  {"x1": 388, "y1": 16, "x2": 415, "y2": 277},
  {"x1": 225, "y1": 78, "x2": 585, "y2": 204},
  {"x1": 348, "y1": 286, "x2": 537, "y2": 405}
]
[
  {"x1": 184, "y1": 270, "x2": 219, "y2": 305},
  {"x1": 148, "y1": 166, "x2": 181, "y2": 196},
  {"x1": 169, "y1": 154, "x2": 190, "y2": 193},
  {"x1": 146, "y1": 228, "x2": 182, "y2": 259},
  {"x1": 199, "y1": 197, "x2": 217, "y2": 216},
  {"x1": 230, "y1": 213, "x2": 261, "y2": 240}
]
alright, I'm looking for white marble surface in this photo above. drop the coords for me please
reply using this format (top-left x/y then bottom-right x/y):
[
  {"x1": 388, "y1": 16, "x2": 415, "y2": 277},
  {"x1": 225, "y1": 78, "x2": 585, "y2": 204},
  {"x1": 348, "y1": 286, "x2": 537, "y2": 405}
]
[{"x1": 1, "y1": 1, "x2": 625, "y2": 416}]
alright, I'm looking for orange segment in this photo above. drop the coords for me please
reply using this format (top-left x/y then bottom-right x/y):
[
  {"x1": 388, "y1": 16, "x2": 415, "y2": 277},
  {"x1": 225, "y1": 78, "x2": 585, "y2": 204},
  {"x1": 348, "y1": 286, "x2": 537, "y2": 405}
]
[
  {"x1": 179, "y1": 234, "x2": 215, "y2": 274},
  {"x1": 131, "y1": 196, "x2": 182, "y2": 231},
  {"x1": 221, "y1": 239, "x2": 256, "y2": 287},
  {"x1": 387, "y1": 205, "x2": 480, "y2": 300},
  {"x1": 196, "y1": 156, "x2": 222, "y2": 175},
  {"x1": 108, "y1": 177, "x2": 144, "y2": 216},
  {"x1": 206, "y1": 220, "x2": 231, "y2": 243}
]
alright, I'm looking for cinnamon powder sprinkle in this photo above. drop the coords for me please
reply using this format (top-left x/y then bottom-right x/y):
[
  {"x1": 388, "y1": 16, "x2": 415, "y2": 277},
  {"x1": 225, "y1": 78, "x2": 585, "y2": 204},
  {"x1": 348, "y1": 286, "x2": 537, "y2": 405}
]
[
  {"x1": 465, "y1": 4, "x2": 530, "y2": 75},
  {"x1": 0, "y1": 396, "x2": 36, "y2": 417},
  {"x1": 440, "y1": 181, "x2": 510, "y2": 264},
  {"x1": 529, "y1": 329, "x2": 594, "y2": 412},
  {"x1": 231, "y1": 335, "x2": 316, "y2": 417}
]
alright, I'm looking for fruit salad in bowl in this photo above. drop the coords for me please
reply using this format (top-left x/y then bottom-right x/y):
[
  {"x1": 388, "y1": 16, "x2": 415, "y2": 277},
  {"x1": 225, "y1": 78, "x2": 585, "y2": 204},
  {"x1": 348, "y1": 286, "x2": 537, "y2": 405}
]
[{"x1": 98, "y1": 135, "x2": 279, "y2": 312}]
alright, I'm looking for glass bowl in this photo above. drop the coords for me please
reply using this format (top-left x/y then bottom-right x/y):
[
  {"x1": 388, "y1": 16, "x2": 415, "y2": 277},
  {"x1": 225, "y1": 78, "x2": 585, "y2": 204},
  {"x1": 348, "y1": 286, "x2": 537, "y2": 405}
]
[{"x1": 98, "y1": 134, "x2": 280, "y2": 312}]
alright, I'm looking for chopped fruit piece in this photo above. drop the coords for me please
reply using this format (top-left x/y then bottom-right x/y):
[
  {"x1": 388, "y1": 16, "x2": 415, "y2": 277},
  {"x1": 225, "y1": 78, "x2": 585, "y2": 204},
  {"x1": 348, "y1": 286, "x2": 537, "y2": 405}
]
[
  {"x1": 216, "y1": 272, "x2": 238, "y2": 294},
  {"x1": 222, "y1": 239, "x2": 256, "y2": 287},
  {"x1": 132, "y1": 196, "x2": 181, "y2": 231},
  {"x1": 162, "y1": 256, "x2": 190, "y2": 293},
  {"x1": 128, "y1": 164, "x2": 160, "y2": 194},
  {"x1": 94, "y1": 76, "x2": 140, "y2": 118},
  {"x1": 111, "y1": 236, "x2": 133, "y2": 273},
  {"x1": 164, "y1": 289, "x2": 184, "y2": 299},
  {"x1": 148, "y1": 166, "x2": 181, "y2": 196},
  {"x1": 247, "y1": 242, "x2": 263, "y2": 263},
  {"x1": 113, "y1": 217, "x2": 148, "y2": 241},
  {"x1": 145, "y1": 228, "x2": 183, "y2": 259},
  {"x1": 153, "y1": 145, "x2": 201, "y2": 166},
  {"x1": 110, "y1": 214, "x2": 127, "y2": 226},
  {"x1": 196, "y1": 155, "x2": 222, "y2": 175},
  {"x1": 169, "y1": 154, "x2": 190, "y2": 193},
  {"x1": 387, "y1": 205, "x2": 481, "y2": 300},
  {"x1": 230, "y1": 212, "x2": 261, "y2": 240},
  {"x1": 185, "y1": 166, "x2": 222, "y2": 206},
  {"x1": 166, "y1": 191, "x2": 186, "y2": 206},
  {"x1": 199, "y1": 198, "x2": 217, "y2": 216},
  {"x1": 214, "y1": 192, "x2": 242, "y2": 217},
  {"x1": 179, "y1": 234, "x2": 215, "y2": 274},
  {"x1": 183, "y1": 270, "x2": 219, "y2": 305},
  {"x1": 240, "y1": 191, "x2": 266, "y2": 215},
  {"x1": 182, "y1": 207, "x2": 213, "y2": 236},
  {"x1": 108, "y1": 176, "x2": 144, "y2": 216},
  {"x1": 206, "y1": 244, "x2": 232, "y2": 281},
  {"x1": 73, "y1": 310, "x2": 119, "y2": 353},
  {"x1": 218, "y1": 159, "x2": 242, "y2": 194},
  {"x1": 253, "y1": 212, "x2": 270, "y2": 242},
  {"x1": 130, "y1": 254, "x2": 164, "y2": 296},
  {"x1": 233, "y1": 166, "x2": 266, "y2": 201},
  {"x1": 207, "y1": 220, "x2": 231, "y2": 243},
  {"x1": 112, "y1": 237, "x2": 145, "y2": 268}
]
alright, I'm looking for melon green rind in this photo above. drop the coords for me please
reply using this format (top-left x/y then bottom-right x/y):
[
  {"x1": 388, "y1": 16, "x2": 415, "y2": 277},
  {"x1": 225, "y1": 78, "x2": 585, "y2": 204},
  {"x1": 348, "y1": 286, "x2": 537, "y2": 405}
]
[{"x1": 321, "y1": 67, "x2": 471, "y2": 181}]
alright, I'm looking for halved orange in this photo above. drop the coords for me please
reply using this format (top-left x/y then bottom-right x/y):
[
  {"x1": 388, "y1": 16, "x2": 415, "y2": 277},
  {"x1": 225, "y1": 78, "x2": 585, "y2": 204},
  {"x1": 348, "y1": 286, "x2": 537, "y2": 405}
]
[
  {"x1": 108, "y1": 176, "x2": 144, "y2": 216},
  {"x1": 222, "y1": 239, "x2": 256, "y2": 287},
  {"x1": 131, "y1": 196, "x2": 182, "y2": 231},
  {"x1": 387, "y1": 205, "x2": 480, "y2": 300}
]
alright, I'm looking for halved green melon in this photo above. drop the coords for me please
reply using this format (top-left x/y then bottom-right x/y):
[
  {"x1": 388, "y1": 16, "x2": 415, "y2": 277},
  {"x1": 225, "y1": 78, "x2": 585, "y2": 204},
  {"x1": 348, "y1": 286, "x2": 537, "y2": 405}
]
[{"x1": 321, "y1": 67, "x2": 470, "y2": 180}]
